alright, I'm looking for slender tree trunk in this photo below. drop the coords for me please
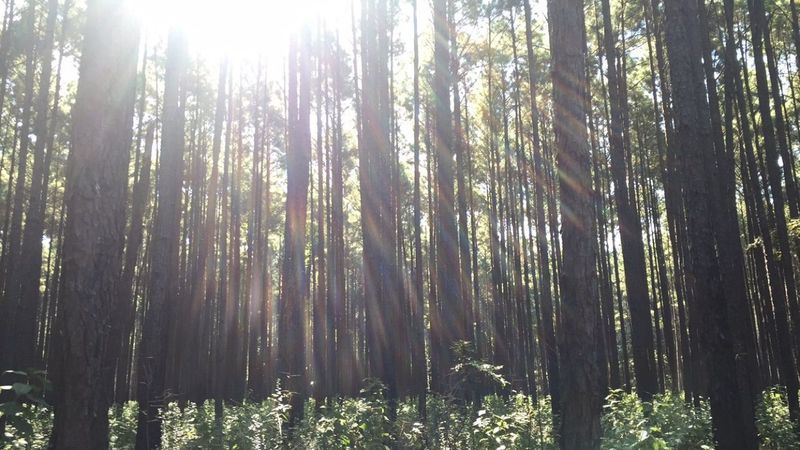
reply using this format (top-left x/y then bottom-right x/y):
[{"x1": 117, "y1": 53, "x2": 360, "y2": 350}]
[
  {"x1": 15, "y1": 0, "x2": 58, "y2": 371},
  {"x1": 410, "y1": 0, "x2": 427, "y2": 413},
  {"x1": 0, "y1": 0, "x2": 15, "y2": 125},
  {"x1": 523, "y1": 0, "x2": 559, "y2": 413},
  {"x1": 359, "y1": 0, "x2": 403, "y2": 417},
  {"x1": 135, "y1": 30, "x2": 188, "y2": 450},
  {"x1": 115, "y1": 124, "x2": 154, "y2": 403},
  {"x1": 748, "y1": 0, "x2": 800, "y2": 421},
  {"x1": 2, "y1": 3, "x2": 38, "y2": 366},
  {"x1": 278, "y1": 28, "x2": 311, "y2": 428},
  {"x1": 599, "y1": 0, "x2": 658, "y2": 399},
  {"x1": 433, "y1": 0, "x2": 463, "y2": 390},
  {"x1": 452, "y1": 4, "x2": 474, "y2": 351},
  {"x1": 548, "y1": 0, "x2": 603, "y2": 447}
]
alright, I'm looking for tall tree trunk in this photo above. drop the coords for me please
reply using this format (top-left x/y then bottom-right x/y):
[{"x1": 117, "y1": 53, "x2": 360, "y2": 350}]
[
  {"x1": 204, "y1": 59, "x2": 226, "y2": 422},
  {"x1": 599, "y1": 0, "x2": 658, "y2": 399},
  {"x1": 452, "y1": 4, "x2": 474, "y2": 351},
  {"x1": 15, "y1": 0, "x2": 59, "y2": 371},
  {"x1": 410, "y1": 0, "x2": 427, "y2": 413},
  {"x1": 523, "y1": 0, "x2": 559, "y2": 413},
  {"x1": 313, "y1": 44, "x2": 327, "y2": 402},
  {"x1": 49, "y1": 0, "x2": 139, "y2": 446},
  {"x1": 748, "y1": 0, "x2": 800, "y2": 421},
  {"x1": 278, "y1": 27, "x2": 311, "y2": 428},
  {"x1": 548, "y1": 0, "x2": 603, "y2": 447},
  {"x1": 115, "y1": 124, "x2": 154, "y2": 403},
  {"x1": 360, "y1": 0, "x2": 403, "y2": 417},
  {"x1": 329, "y1": 33, "x2": 353, "y2": 397},
  {"x1": 663, "y1": 0, "x2": 758, "y2": 446},
  {"x1": 697, "y1": 0, "x2": 760, "y2": 442},
  {"x1": 433, "y1": 0, "x2": 463, "y2": 388},
  {"x1": 135, "y1": 30, "x2": 188, "y2": 450},
  {"x1": 1, "y1": 2, "x2": 38, "y2": 367},
  {"x1": 764, "y1": 26, "x2": 800, "y2": 218},
  {"x1": 0, "y1": 0, "x2": 15, "y2": 125},
  {"x1": 642, "y1": 4, "x2": 678, "y2": 390}
]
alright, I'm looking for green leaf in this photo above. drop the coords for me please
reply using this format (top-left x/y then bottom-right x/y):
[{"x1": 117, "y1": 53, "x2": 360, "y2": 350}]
[{"x1": 12, "y1": 383, "x2": 33, "y2": 396}]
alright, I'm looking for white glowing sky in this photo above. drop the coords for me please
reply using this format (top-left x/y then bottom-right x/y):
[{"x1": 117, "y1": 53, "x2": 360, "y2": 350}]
[
  {"x1": 130, "y1": 0, "x2": 356, "y2": 62},
  {"x1": 129, "y1": 0, "x2": 549, "y2": 62}
]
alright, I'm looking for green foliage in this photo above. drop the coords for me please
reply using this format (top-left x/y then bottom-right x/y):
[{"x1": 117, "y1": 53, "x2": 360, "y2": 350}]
[
  {"x1": 424, "y1": 395, "x2": 475, "y2": 448},
  {"x1": 418, "y1": 393, "x2": 556, "y2": 449},
  {"x1": 471, "y1": 395, "x2": 557, "y2": 450},
  {"x1": 160, "y1": 401, "x2": 205, "y2": 448},
  {"x1": 302, "y1": 395, "x2": 392, "y2": 448},
  {"x1": 4, "y1": 386, "x2": 800, "y2": 449},
  {"x1": 0, "y1": 404, "x2": 51, "y2": 450},
  {"x1": 109, "y1": 402, "x2": 137, "y2": 449},
  {"x1": 601, "y1": 390, "x2": 713, "y2": 450},
  {"x1": 786, "y1": 218, "x2": 800, "y2": 243},
  {"x1": 158, "y1": 387, "x2": 292, "y2": 449},
  {"x1": 0, "y1": 369, "x2": 52, "y2": 449},
  {"x1": 648, "y1": 393, "x2": 712, "y2": 449},
  {"x1": 451, "y1": 341, "x2": 509, "y2": 398},
  {"x1": 302, "y1": 380, "x2": 423, "y2": 449},
  {"x1": 220, "y1": 389, "x2": 291, "y2": 449},
  {"x1": 756, "y1": 387, "x2": 800, "y2": 449}
]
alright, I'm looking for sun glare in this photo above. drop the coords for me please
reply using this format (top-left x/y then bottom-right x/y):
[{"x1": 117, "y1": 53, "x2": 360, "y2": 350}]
[{"x1": 131, "y1": 0, "x2": 353, "y2": 61}]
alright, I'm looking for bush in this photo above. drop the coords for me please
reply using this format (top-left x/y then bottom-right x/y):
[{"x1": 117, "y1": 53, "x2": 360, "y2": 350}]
[
  {"x1": 649, "y1": 392, "x2": 712, "y2": 449},
  {"x1": 756, "y1": 387, "x2": 800, "y2": 449},
  {"x1": 109, "y1": 402, "x2": 137, "y2": 449},
  {"x1": 221, "y1": 389, "x2": 291, "y2": 449},
  {"x1": 471, "y1": 394, "x2": 556, "y2": 450},
  {"x1": 301, "y1": 393, "x2": 392, "y2": 448},
  {"x1": 0, "y1": 403, "x2": 51, "y2": 450},
  {"x1": 3, "y1": 385, "x2": 799, "y2": 448},
  {"x1": 601, "y1": 390, "x2": 712, "y2": 449},
  {"x1": 0, "y1": 369, "x2": 52, "y2": 450}
]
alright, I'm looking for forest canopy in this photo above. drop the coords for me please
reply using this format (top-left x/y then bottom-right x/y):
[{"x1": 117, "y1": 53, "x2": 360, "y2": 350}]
[{"x1": 0, "y1": 0, "x2": 800, "y2": 448}]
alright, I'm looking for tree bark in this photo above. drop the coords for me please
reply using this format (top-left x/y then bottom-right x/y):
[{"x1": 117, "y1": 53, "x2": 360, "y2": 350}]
[
  {"x1": 663, "y1": 0, "x2": 758, "y2": 446},
  {"x1": 278, "y1": 28, "x2": 311, "y2": 428},
  {"x1": 135, "y1": 30, "x2": 188, "y2": 450},
  {"x1": 49, "y1": 0, "x2": 139, "y2": 446},
  {"x1": 548, "y1": 0, "x2": 603, "y2": 447}
]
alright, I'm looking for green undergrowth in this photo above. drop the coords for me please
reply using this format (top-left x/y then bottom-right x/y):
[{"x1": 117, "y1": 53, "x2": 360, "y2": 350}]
[{"x1": 2, "y1": 387, "x2": 798, "y2": 449}]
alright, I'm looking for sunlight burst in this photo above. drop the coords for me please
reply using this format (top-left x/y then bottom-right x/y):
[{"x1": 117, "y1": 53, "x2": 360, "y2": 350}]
[{"x1": 131, "y1": 0, "x2": 352, "y2": 60}]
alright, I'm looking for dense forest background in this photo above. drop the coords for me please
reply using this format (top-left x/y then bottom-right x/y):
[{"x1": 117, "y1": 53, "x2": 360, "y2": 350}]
[{"x1": 0, "y1": 0, "x2": 800, "y2": 448}]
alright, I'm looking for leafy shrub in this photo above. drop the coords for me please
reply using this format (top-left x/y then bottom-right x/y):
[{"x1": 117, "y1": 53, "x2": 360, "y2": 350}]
[
  {"x1": 451, "y1": 341, "x2": 509, "y2": 401},
  {"x1": 0, "y1": 403, "x2": 51, "y2": 450},
  {"x1": 4, "y1": 384, "x2": 800, "y2": 449},
  {"x1": 109, "y1": 402, "x2": 137, "y2": 449},
  {"x1": 602, "y1": 390, "x2": 656, "y2": 449},
  {"x1": 756, "y1": 387, "x2": 800, "y2": 449},
  {"x1": 648, "y1": 392, "x2": 712, "y2": 449},
  {"x1": 158, "y1": 387, "x2": 292, "y2": 449},
  {"x1": 0, "y1": 369, "x2": 52, "y2": 449},
  {"x1": 395, "y1": 400, "x2": 426, "y2": 448},
  {"x1": 424, "y1": 395, "x2": 473, "y2": 448},
  {"x1": 300, "y1": 381, "x2": 393, "y2": 449},
  {"x1": 160, "y1": 401, "x2": 203, "y2": 448},
  {"x1": 601, "y1": 390, "x2": 712, "y2": 450},
  {"x1": 221, "y1": 389, "x2": 291, "y2": 449},
  {"x1": 471, "y1": 394, "x2": 556, "y2": 450}
]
